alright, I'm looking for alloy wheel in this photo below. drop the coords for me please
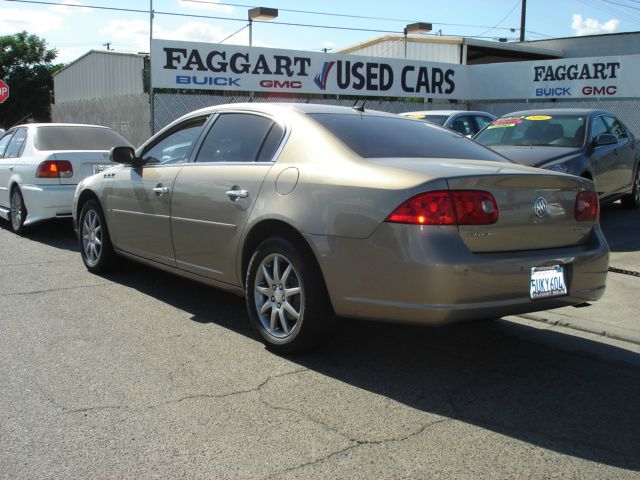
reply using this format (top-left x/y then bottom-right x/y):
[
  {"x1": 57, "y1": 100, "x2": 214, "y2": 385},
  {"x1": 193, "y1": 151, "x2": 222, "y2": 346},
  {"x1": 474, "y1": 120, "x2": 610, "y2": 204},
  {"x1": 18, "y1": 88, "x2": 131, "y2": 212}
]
[
  {"x1": 253, "y1": 253, "x2": 303, "y2": 339},
  {"x1": 82, "y1": 209, "x2": 103, "y2": 267},
  {"x1": 10, "y1": 190, "x2": 24, "y2": 232}
]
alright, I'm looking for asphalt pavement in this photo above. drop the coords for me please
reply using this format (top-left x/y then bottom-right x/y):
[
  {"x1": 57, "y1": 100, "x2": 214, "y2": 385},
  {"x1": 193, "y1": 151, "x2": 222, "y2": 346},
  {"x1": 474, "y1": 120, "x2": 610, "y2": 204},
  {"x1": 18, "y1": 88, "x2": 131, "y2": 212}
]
[{"x1": 1, "y1": 204, "x2": 639, "y2": 479}]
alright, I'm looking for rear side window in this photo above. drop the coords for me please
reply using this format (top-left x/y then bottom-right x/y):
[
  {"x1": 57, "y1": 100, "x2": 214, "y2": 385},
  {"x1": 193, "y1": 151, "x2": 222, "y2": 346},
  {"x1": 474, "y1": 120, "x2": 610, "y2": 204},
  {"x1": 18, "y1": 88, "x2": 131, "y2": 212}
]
[
  {"x1": 4, "y1": 128, "x2": 28, "y2": 158},
  {"x1": 450, "y1": 116, "x2": 473, "y2": 136},
  {"x1": 310, "y1": 113, "x2": 508, "y2": 162},
  {"x1": 0, "y1": 132, "x2": 14, "y2": 157},
  {"x1": 195, "y1": 113, "x2": 277, "y2": 163},
  {"x1": 35, "y1": 126, "x2": 130, "y2": 150}
]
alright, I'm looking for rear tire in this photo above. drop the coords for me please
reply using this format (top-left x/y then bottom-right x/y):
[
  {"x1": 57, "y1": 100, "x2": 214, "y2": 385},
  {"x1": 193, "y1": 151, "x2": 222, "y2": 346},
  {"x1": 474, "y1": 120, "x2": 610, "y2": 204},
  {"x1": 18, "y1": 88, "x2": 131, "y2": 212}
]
[
  {"x1": 9, "y1": 187, "x2": 27, "y2": 235},
  {"x1": 621, "y1": 164, "x2": 640, "y2": 209},
  {"x1": 79, "y1": 199, "x2": 118, "y2": 273},
  {"x1": 245, "y1": 236, "x2": 335, "y2": 354}
]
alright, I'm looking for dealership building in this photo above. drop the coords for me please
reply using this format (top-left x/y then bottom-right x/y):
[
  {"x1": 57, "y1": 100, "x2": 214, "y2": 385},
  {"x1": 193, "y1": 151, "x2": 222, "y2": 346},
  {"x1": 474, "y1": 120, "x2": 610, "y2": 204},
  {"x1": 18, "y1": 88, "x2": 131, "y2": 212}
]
[{"x1": 51, "y1": 31, "x2": 640, "y2": 146}]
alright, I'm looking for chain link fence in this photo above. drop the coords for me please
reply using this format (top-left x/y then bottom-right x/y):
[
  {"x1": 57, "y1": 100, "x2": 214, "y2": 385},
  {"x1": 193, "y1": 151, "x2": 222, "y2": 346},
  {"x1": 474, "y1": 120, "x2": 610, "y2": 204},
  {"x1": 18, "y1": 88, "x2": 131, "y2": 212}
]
[{"x1": 53, "y1": 93, "x2": 640, "y2": 146}]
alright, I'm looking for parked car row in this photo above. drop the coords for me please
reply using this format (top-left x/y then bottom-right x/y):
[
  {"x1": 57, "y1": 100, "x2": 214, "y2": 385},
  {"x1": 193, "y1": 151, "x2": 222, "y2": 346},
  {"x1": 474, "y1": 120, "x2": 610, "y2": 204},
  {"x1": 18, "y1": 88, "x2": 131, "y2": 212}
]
[{"x1": 4, "y1": 105, "x2": 636, "y2": 353}]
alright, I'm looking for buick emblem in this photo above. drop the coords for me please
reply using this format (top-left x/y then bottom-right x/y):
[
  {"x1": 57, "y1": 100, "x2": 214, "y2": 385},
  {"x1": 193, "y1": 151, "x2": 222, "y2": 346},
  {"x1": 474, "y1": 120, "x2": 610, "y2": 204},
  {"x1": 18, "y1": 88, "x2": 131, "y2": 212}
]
[{"x1": 533, "y1": 197, "x2": 548, "y2": 218}]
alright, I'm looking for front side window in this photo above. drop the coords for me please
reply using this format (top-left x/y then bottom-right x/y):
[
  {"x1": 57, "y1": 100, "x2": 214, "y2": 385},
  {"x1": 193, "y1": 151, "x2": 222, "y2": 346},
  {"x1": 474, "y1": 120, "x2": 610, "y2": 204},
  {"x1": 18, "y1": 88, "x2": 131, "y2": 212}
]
[
  {"x1": 4, "y1": 128, "x2": 28, "y2": 158},
  {"x1": 450, "y1": 116, "x2": 473, "y2": 136},
  {"x1": 195, "y1": 113, "x2": 278, "y2": 163},
  {"x1": 590, "y1": 117, "x2": 609, "y2": 142},
  {"x1": 141, "y1": 117, "x2": 208, "y2": 165}
]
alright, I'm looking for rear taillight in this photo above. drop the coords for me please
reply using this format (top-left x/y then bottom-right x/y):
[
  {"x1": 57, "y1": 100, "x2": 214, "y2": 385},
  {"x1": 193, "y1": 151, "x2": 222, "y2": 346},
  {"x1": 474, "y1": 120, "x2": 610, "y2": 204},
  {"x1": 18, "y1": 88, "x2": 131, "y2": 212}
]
[
  {"x1": 575, "y1": 191, "x2": 599, "y2": 221},
  {"x1": 36, "y1": 160, "x2": 73, "y2": 179},
  {"x1": 386, "y1": 190, "x2": 498, "y2": 226}
]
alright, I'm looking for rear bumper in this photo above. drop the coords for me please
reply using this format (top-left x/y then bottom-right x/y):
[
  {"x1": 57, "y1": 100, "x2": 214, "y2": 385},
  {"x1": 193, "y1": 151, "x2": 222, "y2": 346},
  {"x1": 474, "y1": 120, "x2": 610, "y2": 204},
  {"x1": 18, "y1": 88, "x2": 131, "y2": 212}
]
[
  {"x1": 20, "y1": 184, "x2": 76, "y2": 226},
  {"x1": 306, "y1": 223, "x2": 609, "y2": 325}
]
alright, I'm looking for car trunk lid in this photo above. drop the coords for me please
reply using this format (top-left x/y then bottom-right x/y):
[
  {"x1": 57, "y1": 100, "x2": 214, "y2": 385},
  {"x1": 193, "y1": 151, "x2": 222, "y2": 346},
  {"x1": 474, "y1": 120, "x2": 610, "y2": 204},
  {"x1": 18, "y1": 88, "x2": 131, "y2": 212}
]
[
  {"x1": 49, "y1": 151, "x2": 111, "y2": 185},
  {"x1": 447, "y1": 173, "x2": 594, "y2": 252}
]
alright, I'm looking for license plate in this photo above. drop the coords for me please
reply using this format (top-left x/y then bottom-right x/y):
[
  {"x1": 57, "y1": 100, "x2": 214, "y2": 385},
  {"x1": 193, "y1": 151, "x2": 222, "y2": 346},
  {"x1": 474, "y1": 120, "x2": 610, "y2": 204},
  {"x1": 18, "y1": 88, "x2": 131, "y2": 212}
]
[
  {"x1": 93, "y1": 164, "x2": 109, "y2": 174},
  {"x1": 530, "y1": 265, "x2": 567, "y2": 300}
]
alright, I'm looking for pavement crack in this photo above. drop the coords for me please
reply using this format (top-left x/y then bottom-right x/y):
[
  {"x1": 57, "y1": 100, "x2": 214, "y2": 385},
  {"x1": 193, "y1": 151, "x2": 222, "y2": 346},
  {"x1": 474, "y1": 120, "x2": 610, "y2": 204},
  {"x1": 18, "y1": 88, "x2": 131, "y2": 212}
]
[
  {"x1": 2, "y1": 283, "x2": 109, "y2": 296},
  {"x1": 262, "y1": 418, "x2": 450, "y2": 479}
]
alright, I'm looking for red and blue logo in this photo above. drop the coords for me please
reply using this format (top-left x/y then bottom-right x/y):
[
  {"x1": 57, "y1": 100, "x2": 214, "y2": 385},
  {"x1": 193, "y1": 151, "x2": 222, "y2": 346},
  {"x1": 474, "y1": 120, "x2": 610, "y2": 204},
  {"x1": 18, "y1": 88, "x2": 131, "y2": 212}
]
[{"x1": 314, "y1": 61, "x2": 336, "y2": 90}]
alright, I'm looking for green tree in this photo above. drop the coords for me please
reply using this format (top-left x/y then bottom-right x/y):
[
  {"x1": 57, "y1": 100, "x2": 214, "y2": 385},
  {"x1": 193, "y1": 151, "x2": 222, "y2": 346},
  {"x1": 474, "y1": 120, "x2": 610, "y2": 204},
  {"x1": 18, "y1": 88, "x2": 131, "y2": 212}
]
[{"x1": 0, "y1": 31, "x2": 61, "y2": 129}]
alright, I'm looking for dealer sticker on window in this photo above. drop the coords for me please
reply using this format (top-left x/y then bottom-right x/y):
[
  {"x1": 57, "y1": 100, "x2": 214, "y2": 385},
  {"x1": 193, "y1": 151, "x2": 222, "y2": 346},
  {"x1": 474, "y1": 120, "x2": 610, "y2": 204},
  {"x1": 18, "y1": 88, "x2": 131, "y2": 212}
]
[{"x1": 530, "y1": 265, "x2": 567, "y2": 300}]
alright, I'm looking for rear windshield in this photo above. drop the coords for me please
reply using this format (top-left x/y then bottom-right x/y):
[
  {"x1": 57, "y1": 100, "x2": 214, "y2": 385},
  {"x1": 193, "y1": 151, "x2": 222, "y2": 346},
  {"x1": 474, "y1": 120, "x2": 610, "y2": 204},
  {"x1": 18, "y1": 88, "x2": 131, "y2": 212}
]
[
  {"x1": 35, "y1": 126, "x2": 130, "y2": 151},
  {"x1": 475, "y1": 114, "x2": 586, "y2": 148},
  {"x1": 309, "y1": 113, "x2": 509, "y2": 161}
]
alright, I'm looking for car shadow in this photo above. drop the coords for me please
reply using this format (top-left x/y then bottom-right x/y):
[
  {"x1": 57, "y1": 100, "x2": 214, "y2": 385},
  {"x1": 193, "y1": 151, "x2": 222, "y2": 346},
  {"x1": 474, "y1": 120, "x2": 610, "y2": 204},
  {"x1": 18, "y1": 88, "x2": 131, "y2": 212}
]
[
  {"x1": 100, "y1": 260, "x2": 640, "y2": 471},
  {"x1": 0, "y1": 218, "x2": 79, "y2": 252},
  {"x1": 6, "y1": 205, "x2": 640, "y2": 470}
]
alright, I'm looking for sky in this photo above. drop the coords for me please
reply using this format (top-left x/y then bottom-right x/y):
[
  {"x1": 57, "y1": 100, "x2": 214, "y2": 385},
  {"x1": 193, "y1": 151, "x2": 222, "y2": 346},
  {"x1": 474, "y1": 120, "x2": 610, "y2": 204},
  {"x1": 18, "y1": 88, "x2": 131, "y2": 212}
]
[{"x1": 0, "y1": 0, "x2": 639, "y2": 64}]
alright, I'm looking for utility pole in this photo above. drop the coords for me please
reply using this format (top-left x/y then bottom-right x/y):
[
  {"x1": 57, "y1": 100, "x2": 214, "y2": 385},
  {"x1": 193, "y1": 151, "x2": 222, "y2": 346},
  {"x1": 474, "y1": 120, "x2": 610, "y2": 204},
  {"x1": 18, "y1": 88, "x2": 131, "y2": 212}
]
[
  {"x1": 102, "y1": 42, "x2": 111, "y2": 50},
  {"x1": 149, "y1": 0, "x2": 154, "y2": 135},
  {"x1": 520, "y1": 0, "x2": 527, "y2": 42}
]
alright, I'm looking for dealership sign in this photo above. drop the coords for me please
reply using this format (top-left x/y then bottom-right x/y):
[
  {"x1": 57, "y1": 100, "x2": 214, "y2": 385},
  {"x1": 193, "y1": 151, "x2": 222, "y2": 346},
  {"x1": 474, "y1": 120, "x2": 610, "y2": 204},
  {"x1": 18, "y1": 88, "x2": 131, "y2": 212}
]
[
  {"x1": 151, "y1": 39, "x2": 468, "y2": 99},
  {"x1": 151, "y1": 39, "x2": 640, "y2": 101}
]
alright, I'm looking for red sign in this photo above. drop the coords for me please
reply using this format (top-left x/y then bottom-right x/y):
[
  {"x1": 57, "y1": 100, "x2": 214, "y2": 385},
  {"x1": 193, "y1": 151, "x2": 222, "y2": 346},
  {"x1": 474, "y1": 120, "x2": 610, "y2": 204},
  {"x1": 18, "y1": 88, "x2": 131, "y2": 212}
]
[{"x1": 0, "y1": 80, "x2": 9, "y2": 104}]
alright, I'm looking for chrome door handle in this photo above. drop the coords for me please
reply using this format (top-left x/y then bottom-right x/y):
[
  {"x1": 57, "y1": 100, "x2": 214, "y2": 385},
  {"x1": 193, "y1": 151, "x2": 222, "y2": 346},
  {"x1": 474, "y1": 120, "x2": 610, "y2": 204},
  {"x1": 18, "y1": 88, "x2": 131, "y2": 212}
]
[
  {"x1": 153, "y1": 186, "x2": 169, "y2": 195},
  {"x1": 8, "y1": 166, "x2": 13, "y2": 171},
  {"x1": 226, "y1": 189, "x2": 249, "y2": 201}
]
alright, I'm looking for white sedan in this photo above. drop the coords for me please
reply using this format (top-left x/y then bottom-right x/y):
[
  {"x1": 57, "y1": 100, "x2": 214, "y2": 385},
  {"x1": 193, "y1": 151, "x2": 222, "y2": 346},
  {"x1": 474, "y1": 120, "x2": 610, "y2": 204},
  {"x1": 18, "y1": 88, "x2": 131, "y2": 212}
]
[{"x1": 0, "y1": 123, "x2": 131, "y2": 233}]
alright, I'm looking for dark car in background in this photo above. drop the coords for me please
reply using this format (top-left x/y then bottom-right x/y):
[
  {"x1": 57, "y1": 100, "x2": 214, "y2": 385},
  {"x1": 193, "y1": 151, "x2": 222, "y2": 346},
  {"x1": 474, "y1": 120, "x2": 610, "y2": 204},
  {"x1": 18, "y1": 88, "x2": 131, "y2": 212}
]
[
  {"x1": 400, "y1": 110, "x2": 496, "y2": 137},
  {"x1": 474, "y1": 109, "x2": 640, "y2": 208}
]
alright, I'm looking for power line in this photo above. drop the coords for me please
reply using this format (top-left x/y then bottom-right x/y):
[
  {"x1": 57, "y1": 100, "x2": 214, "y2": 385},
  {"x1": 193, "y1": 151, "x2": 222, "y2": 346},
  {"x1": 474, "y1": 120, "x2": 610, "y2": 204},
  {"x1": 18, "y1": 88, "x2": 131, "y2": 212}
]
[
  {"x1": 474, "y1": 0, "x2": 521, "y2": 38},
  {"x1": 181, "y1": 0, "x2": 522, "y2": 31}
]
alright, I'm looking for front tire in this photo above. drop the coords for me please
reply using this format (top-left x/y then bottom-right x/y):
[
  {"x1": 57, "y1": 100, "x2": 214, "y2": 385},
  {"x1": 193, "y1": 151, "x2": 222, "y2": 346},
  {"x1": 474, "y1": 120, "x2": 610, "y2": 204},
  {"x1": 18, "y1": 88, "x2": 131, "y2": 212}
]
[
  {"x1": 79, "y1": 199, "x2": 117, "y2": 273},
  {"x1": 621, "y1": 164, "x2": 640, "y2": 209},
  {"x1": 245, "y1": 236, "x2": 335, "y2": 354},
  {"x1": 10, "y1": 187, "x2": 27, "y2": 234}
]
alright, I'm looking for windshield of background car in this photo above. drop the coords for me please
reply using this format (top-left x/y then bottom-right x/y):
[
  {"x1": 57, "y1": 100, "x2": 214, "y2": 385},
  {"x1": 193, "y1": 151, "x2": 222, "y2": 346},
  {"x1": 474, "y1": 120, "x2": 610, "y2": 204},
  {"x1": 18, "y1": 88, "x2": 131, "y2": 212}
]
[
  {"x1": 309, "y1": 113, "x2": 509, "y2": 161},
  {"x1": 403, "y1": 114, "x2": 449, "y2": 126},
  {"x1": 475, "y1": 114, "x2": 586, "y2": 148},
  {"x1": 35, "y1": 126, "x2": 130, "y2": 150}
]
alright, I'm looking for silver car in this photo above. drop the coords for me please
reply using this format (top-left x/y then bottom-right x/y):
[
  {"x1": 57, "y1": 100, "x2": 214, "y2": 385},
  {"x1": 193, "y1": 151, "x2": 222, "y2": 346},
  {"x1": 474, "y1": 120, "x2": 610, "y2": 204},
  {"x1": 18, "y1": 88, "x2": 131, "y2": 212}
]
[
  {"x1": 73, "y1": 104, "x2": 609, "y2": 353},
  {"x1": 400, "y1": 110, "x2": 496, "y2": 136}
]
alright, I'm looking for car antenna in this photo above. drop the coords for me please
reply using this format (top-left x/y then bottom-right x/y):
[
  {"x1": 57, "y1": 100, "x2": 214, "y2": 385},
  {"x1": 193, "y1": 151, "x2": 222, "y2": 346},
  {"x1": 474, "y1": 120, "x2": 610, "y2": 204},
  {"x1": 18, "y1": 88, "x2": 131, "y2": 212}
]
[{"x1": 352, "y1": 100, "x2": 366, "y2": 113}]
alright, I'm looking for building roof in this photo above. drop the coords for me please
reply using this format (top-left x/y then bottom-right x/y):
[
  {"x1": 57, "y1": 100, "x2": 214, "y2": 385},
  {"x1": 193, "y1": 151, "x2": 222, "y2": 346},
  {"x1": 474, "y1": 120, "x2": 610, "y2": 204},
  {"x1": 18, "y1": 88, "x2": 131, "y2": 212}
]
[
  {"x1": 337, "y1": 34, "x2": 563, "y2": 64},
  {"x1": 53, "y1": 50, "x2": 147, "y2": 78}
]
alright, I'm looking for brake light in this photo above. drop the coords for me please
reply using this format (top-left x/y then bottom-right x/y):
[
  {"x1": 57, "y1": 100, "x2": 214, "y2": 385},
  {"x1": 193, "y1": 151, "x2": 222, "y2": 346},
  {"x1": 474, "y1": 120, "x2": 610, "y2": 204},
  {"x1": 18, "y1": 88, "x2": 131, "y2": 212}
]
[
  {"x1": 36, "y1": 160, "x2": 73, "y2": 178},
  {"x1": 386, "y1": 190, "x2": 498, "y2": 226},
  {"x1": 575, "y1": 191, "x2": 599, "y2": 221}
]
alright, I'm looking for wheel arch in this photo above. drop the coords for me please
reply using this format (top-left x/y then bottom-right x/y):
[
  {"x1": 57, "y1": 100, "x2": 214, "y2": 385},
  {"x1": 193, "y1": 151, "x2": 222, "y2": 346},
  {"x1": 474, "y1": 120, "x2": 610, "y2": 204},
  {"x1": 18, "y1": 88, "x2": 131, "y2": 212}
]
[
  {"x1": 240, "y1": 219, "x2": 334, "y2": 310},
  {"x1": 76, "y1": 189, "x2": 101, "y2": 220}
]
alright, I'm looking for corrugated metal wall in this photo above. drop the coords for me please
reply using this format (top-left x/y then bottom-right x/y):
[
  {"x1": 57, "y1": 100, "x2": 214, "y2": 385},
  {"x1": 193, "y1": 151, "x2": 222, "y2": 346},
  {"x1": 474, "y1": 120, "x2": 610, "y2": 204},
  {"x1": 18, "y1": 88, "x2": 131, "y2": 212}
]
[
  {"x1": 52, "y1": 94, "x2": 151, "y2": 147},
  {"x1": 345, "y1": 38, "x2": 460, "y2": 63},
  {"x1": 53, "y1": 51, "x2": 146, "y2": 103}
]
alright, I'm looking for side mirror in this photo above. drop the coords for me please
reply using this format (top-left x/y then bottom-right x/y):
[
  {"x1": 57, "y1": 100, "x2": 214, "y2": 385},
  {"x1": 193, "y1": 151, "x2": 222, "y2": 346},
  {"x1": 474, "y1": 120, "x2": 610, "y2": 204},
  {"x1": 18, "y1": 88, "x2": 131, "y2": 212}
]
[
  {"x1": 109, "y1": 146, "x2": 144, "y2": 168},
  {"x1": 592, "y1": 133, "x2": 617, "y2": 147}
]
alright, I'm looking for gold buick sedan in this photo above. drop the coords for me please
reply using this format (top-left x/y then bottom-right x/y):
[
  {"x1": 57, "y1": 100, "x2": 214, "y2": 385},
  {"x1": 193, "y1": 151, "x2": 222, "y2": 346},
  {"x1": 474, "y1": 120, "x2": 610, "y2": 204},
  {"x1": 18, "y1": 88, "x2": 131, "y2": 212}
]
[{"x1": 73, "y1": 103, "x2": 609, "y2": 353}]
